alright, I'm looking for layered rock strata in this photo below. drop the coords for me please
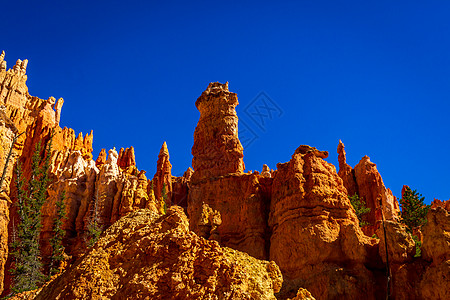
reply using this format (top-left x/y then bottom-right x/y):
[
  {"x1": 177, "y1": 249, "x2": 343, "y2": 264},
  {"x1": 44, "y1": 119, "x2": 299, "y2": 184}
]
[
  {"x1": 191, "y1": 82, "x2": 244, "y2": 182},
  {"x1": 269, "y1": 145, "x2": 384, "y2": 299},
  {"x1": 337, "y1": 141, "x2": 400, "y2": 235},
  {"x1": 188, "y1": 83, "x2": 269, "y2": 259},
  {"x1": 153, "y1": 142, "x2": 172, "y2": 207},
  {"x1": 0, "y1": 53, "x2": 161, "y2": 294}
]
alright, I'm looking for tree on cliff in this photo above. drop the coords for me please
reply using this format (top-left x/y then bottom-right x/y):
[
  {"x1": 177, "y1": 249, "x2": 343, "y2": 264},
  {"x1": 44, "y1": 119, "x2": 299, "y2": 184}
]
[
  {"x1": 399, "y1": 187, "x2": 430, "y2": 233},
  {"x1": 49, "y1": 190, "x2": 67, "y2": 275},
  {"x1": 349, "y1": 194, "x2": 371, "y2": 227},
  {"x1": 10, "y1": 138, "x2": 52, "y2": 294},
  {"x1": 86, "y1": 189, "x2": 103, "y2": 248},
  {"x1": 0, "y1": 132, "x2": 24, "y2": 195}
]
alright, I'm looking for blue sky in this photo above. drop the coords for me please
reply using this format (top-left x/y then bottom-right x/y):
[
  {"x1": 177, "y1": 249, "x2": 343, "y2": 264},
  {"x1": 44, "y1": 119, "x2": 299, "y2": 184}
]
[{"x1": 2, "y1": 1, "x2": 449, "y2": 203}]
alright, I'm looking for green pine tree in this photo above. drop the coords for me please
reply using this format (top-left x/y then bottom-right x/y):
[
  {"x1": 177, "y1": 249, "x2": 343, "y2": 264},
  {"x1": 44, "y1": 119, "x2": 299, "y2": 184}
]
[
  {"x1": 399, "y1": 186, "x2": 430, "y2": 233},
  {"x1": 10, "y1": 138, "x2": 52, "y2": 294},
  {"x1": 49, "y1": 190, "x2": 67, "y2": 275},
  {"x1": 86, "y1": 189, "x2": 103, "y2": 248},
  {"x1": 349, "y1": 194, "x2": 371, "y2": 227}
]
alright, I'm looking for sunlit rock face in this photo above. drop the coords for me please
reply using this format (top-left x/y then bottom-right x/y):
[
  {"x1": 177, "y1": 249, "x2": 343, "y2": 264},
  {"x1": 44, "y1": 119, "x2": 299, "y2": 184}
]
[
  {"x1": 33, "y1": 207, "x2": 283, "y2": 300},
  {"x1": 269, "y1": 145, "x2": 384, "y2": 299},
  {"x1": 191, "y1": 82, "x2": 244, "y2": 183},
  {"x1": 337, "y1": 140, "x2": 400, "y2": 236},
  {"x1": 0, "y1": 53, "x2": 160, "y2": 295},
  {"x1": 188, "y1": 82, "x2": 269, "y2": 260}
]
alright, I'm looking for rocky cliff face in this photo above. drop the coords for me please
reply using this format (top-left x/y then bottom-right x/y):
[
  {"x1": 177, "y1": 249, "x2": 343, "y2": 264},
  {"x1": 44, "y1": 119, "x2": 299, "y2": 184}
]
[
  {"x1": 0, "y1": 53, "x2": 162, "y2": 295},
  {"x1": 188, "y1": 82, "x2": 269, "y2": 260},
  {"x1": 32, "y1": 207, "x2": 283, "y2": 299},
  {"x1": 269, "y1": 145, "x2": 384, "y2": 299},
  {"x1": 337, "y1": 140, "x2": 400, "y2": 235},
  {"x1": 1, "y1": 54, "x2": 449, "y2": 299},
  {"x1": 191, "y1": 82, "x2": 244, "y2": 182}
]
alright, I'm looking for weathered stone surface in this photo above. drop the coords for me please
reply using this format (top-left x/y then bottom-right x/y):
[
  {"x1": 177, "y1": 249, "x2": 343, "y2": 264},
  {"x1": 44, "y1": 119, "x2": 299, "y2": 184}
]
[
  {"x1": 430, "y1": 198, "x2": 450, "y2": 211},
  {"x1": 337, "y1": 140, "x2": 358, "y2": 197},
  {"x1": 189, "y1": 174, "x2": 270, "y2": 260},
  {"x1": 191, "y1": 82, "x2": 244, "y2": 183},
  {"x1": 421, "y1": 207, "x2": 450, "y2": 265},
  {"x1": 117, "y1": 146, "x2": 136, "y2": 170},
  {"x1": 269, "y1": 146, "x2": 382, "y2": 299},
  {"x1": 288, "y1": 288, "x2": 316, "y2": 300},
  {"x1": 354, "y1": 156, "x2": 400, "y2": 235},
  {"x1": 0, "y1": 54, "x2": 161, "y2": 295},
  {"x1": 94, "y1": 148, "x2": 106, "y2": 167},
  {"x1": 34, "y1": 207, "x2": 282, "y2": 300},
  {"x1": 171, "y1": 167, "x2": 192, "y2": 209},
  {"x1": 153, "y1": 142, "x2": 172, "y2": 207},
  {"x1": 418, "y1": 260, "x2": 450, "y2": 300},
  {"x1": 261, "y1": 164, "x2": 272, "y2": 178},
  {"x1": 337, "y1": 142, "x2": 401, "y2": 236},
  {"x1": 189, "y1": 83, "x2": 269, "y2": 260},
  {"x1": 375, "y1": 220, "x2": 415, "y2": 265},
  {"x1": 0, "y1": 108, "x2": 19, "y2": 294}
]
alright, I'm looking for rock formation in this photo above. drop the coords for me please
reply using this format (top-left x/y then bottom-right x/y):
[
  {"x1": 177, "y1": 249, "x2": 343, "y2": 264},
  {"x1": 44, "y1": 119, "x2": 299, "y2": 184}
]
[
  {"x1": 337, "y1": 140, "x2": 358, "y2": 197},
  {"x1": 171, "y1": 167, "x2": 192, "y2": 209},
  {"x1": 188, "y1": 83, "x2": 269, "y2": 260},
  {"x1": 0, "y1": 53, "x2": 161, "y2": 295},
  {"x1": 191, "y1": 82, "x2": 244, "y2": 183},
  {"x1": 153, "y1": 142, "x2": 172, "y2": 207},
  {"x1": 337, "y1": 141, "x2": 400, "y2": 235},
  {"x1": 269, "y1": 145, "x2": 384, "y2": 299},
  {"x1": 430, "y1": 198, "x2": 450, "y2": 211},
  {"x1": 33, "y1": 207, "x2": 283, "y2": 300},
  {"x1": 418, "y1": 207, "x2": 450, "y2": 299},
  {"x1": 117, "y1": 146, "x2": 136, "y2": 170},
  {"x1": 0, "y1": 56, "x2": 449, "y2": 299}
]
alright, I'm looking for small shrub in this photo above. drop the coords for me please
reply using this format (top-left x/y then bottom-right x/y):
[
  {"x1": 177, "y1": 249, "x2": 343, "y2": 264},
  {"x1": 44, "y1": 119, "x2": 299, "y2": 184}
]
[
  {"x1": 349, "y1": 194, "x2": 371, "y2": 227},
  {"x1": 412, "y1": 235, "x2": 422, "y2": 258}
]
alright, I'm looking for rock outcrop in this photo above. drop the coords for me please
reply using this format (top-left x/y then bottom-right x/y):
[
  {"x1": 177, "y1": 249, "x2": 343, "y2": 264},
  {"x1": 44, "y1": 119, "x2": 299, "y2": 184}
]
[
  {"x1": 417, "y1": 207, "x2": 450, "y2": 299},
  {"x1": 269, "y1": 145, "x2": 383, "y2": 299},
  {"x1": 337, "y1": 140, "x2": 358, "y2": 197},
  {"x1": 188, "y1": 83, "x2": 270, "y2": 260},
  {"x1": 0, "y1": 107, "x2": 19, "y2": 293},
  {"x1": 337, "y1": 141, "x2": 400, "y2": 236},
  {"x1": 1, "y1": 56, "x2": 449, "y2": 299},
  {"x1": 33, "y1": 207, "x2": 283, "y2": 300},
  {"x1": 191, "y1": 82, "x2": 244, "y2": 183},
  {"x1": 153, "y1": 142, "x2": 172, "y2": 207},
  {"x1": 430, "y1": 198, "x2": 450, "y2": 211},
  {"x1": 0, "y1": 53, "x2": 161, "y2": 295}
]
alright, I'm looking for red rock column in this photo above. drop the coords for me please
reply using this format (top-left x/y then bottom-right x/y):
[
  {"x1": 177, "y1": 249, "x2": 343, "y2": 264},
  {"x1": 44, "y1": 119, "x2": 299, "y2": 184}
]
[
  {"x1": 191, "y1": 82, "x2": 244, "y2": 183},
  {"x1": 188, "y1": 82, "x2": 268, "y2": 260},
  {"x1": 153, "y1": 142, "x2": 172, "y2": 207}
]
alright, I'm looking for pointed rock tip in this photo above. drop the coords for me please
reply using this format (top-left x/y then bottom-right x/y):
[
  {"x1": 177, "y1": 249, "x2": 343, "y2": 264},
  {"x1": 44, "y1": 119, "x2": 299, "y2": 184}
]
[{"x1": 159, "y1": 141, "x2": 169, "y2": 156}]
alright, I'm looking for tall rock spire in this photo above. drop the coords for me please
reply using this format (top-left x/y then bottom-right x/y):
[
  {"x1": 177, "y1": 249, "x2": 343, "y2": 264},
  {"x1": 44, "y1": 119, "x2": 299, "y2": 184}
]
[
  {"x1": 191, "y1": 82, "x2": 244, "y2": 183},
  {"x1": 153, "y1": 141, "x2": 172, "y2": 207}
]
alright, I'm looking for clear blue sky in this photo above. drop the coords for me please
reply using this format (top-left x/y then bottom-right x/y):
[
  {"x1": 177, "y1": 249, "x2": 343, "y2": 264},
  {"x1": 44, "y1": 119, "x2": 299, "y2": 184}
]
[{"x1": 2, "y1": 1, "x2": 449, "y2": 203}]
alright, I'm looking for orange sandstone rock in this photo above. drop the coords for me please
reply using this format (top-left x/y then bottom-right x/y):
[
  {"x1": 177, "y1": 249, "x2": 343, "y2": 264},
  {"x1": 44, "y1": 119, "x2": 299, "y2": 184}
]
[
  {"x1": 153, "y1": 142, "x2": 172, "y2": 207},
  {"x1": 117, "y1": 146, "x2": 136, "y2": 170},
  {"x1": 430, "y1": 198, "x2": 450, "y2": 211},
  {"x1": 337, "y1": 141, "x2": 400, "y2": 236},
  {"x1": 188, "y1": 83, "x2": 269, "y2": 260},
  {"x1": 191, "y1": 82, "x2": 244, "y2": 183},
  {"x1": 337, "y1": 140, "x2": 358, "y2": 197},
  {"x1": 95, "y1": 148, "x2": 106, "y2": 167},
  {"x1": 269, "y1": 145, "x2": 382, "y2": 299},
  {"x1": 34, "y1": 207, "x2": 283, "y2": 300}
]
